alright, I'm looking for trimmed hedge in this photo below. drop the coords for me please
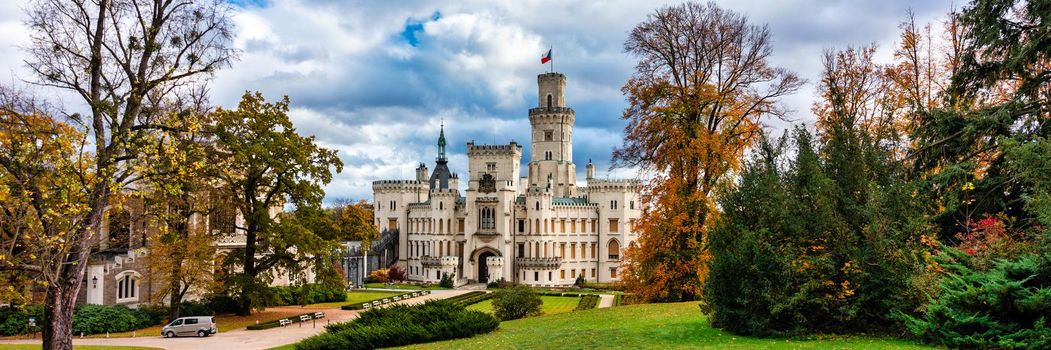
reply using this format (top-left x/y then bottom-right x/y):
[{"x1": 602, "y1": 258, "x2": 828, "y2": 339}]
[
  {"x1": 339, "y1": 290, "x2": 430, "y2": 310},
  {"x1": 71, "y1": 305, "x2": 160, "y2": 335},
  {"x1": 452, "y1": 293, "x2": 492, "y2": 306},
  {"x1": 442, "y1": 291, "x2": 487, "y2": 305},
  {"x1": 0, "y1": 305, "x2": 44, "y2": 336},
  {"x1": 269, "y1": 283, "x2": 346, "y2": 306},
  {"x1": 295, "y1": 300, "x2": 498, "y2": 350},
  {"x1": 575, "y1": 295, "x2": 600, "y2": 311}
]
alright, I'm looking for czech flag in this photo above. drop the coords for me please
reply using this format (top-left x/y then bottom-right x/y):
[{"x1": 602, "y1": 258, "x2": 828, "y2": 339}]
[{"x1": 541, "y1": 48, "x2": 552, "y2": 64}]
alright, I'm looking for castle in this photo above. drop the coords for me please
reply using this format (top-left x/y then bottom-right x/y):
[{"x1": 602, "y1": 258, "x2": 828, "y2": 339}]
[{"x1": 373, "y1": 72, "x2": 641, "y2": 286}]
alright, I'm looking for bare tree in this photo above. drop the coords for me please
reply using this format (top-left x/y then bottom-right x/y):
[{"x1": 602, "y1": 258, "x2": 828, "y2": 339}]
[{"x1": 7, "y1": 1, "x2": 235, "y2": 348}]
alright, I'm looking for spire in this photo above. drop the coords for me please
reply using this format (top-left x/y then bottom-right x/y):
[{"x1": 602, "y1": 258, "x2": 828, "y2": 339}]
[{"x1": 437, "y1": 119, "x2": 447, "y2": 162}]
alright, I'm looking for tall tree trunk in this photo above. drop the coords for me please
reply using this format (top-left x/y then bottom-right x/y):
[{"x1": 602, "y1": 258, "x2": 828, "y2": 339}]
[{"x1": 238, "y1": 225, "x2": 257, "y2": 316}]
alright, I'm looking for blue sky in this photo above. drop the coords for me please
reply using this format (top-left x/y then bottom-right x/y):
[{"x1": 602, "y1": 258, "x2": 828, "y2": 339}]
[{"x1": 0, "y1": 0, "x2": 955, "y2": 203}]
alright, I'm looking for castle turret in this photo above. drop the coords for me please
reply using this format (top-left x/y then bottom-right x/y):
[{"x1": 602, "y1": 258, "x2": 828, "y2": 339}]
[
  {"x1": 416, "y1": 163, "x2": 429, "y2": 182},
  {"x1": 586, "y1": 159, "x2": 595, "y2": 180},
  {"x1": 528, "y1": 72, "x2": 577, "y2": 197},
  {"x1": 429, "y1": 123, "x2": 453, "y2": 190}
]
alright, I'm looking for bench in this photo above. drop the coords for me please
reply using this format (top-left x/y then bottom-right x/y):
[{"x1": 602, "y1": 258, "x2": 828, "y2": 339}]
[
  {"x1": 393, "y1": 296, "x2": 401, "y2": 301},
  {"x1": 412, "y1": 292, "x2": 419, "y2": 297},
  {"x1": 362, "y1": 303, "x2": 371, "y2": 309},
  {"x1": 299, "y1": 315, "x2": 311, "y2": 322},
  {"x1": 382, "y1": 298, "x2": 391, "y2": 304},
  {"x1": 372, "y1": 301, "x2": 381, "y2": 306},
  {"x1": 278, "y1": 319, "x2": 291, "y2": 327},
  {"x1": 313, "y1": 312, "x2": 325, "y2": 319}
]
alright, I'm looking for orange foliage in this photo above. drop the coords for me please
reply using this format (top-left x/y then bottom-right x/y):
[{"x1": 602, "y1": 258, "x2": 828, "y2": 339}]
[{"x1": 615, "y1": 2, "x2": 801, "y2": 302}]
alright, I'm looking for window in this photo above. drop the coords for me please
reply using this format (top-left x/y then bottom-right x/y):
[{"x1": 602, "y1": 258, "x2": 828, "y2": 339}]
[
  {"x1": 439, "y1": 202, "x2": 444, "y2": 210},
  {"x1": 544, "y1": 151, "x2": 552, "y2": 160},
  {"x1": 592, "y1": 219, "x2": 598, "y2": 233},
  {"x1": 116, "y1": 273, "x2": 138, "y2": 301},
  {"x1": 591, "y1": 268, "x2": 596, "y2": 278},
  {"x1": 570, "y1": 243, "x2": 576, "y2": 259},
  {"x1": 591, "y1": 243, "x2": 596, "y2": 258},
  {"x1": 479, "y1": 207, "x2": 495, "y2": 230},
  {"x1": 548, "y1": 271, "x2": 552, "y2": 281},
  {"x1": 388, "y1": 218, "x2": 398, "y2": 230},
  {"x1": 547, "y1": 94, "x2": 553, "y2": 108},
  {"x1": 560, "y1": 243, "x2": 566, "y2": 257},
  {"x1": 610, "y1": 268, "x2": 618, "y2": 279},
  {"x1": 458, "y1": 219, "x2": 465, "y2": 233},
  {"x1": 571, "y1": 269, "x2": 577, "y2": 278},
  {"x1": 486, "y1": 162, "x2": 497, "y2": 173},
  {"x1": 535, "y1": 201, "x2": 540, "y2": 211},
  {"x1": 560, "y1": 269, "x2": 565, "y2": 279},
  {"x1": 185, "y1": 318, "x2": 199, "y2": 325},
  {"x1": 535, "y1": 271, "x2": 539, "y2": 281},
  {"x1": 518, "y1": 243, "x2": 525, "y2": 257},
  {"x1": 560, "y1": 220, "x2": 565, "y2": 233},
  {"x1": 608, "y1": 239, "x2": 621, "y2": 260},
  {"x1": 630, "y1": 200, "x2": 635, "y2": 210},
  {"x1": 609, "y1": 219, "x2": 619, "y2": 233},
  {"x1": 610, "y1": 200, "x2": 618, "y2": 210},
  {"x1": 544, "y1": 130, "x2": 553, "y2": 141},
  {"x1": 518, "y1": 219, "x2": 525, "y2": 233}
]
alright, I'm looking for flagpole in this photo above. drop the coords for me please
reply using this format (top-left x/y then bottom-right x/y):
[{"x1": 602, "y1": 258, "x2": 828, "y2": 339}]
[{"x1": 550, "y1": 46, "x2": 553, "y2": 73}]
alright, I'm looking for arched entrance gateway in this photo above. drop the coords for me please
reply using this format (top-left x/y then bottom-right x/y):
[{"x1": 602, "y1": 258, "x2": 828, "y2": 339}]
[{"x1": 477, "y1": 251, "x2": 496, "y2": 283}]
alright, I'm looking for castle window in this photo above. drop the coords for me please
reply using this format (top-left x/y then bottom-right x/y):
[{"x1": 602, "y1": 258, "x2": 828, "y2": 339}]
[
  {"x1": 544, "y1": 151, "x2": 552, "y2": 160},
  {"x1": 534, "y1": 271, "x2": 539, "y2": 281},
  {"x1": 570, "y1": 243, "x2": 576, "y2": 259},
  {"x1": 547, "y1": 94, "x2": 552, "y2": 108},
  {"x1": 479, "y1": 207, "x2": 495, "y2": 230},
  {"x1": 548, "y1": 271, "x2": 552, "y2": 281},
  {"x1": 630, "y1": 200, "x2": 635, "y2": 210},
  {"x1": 115, "y1": 272, "x2": 139, "y2": 302},
  {"x1": 518, "y1": 243, "x2": 525, "y2": 257},
  {"x1": 544, "y1": 130, "x2": 553, "y2": 141},
  {"x1": 518, "y1": 219, "x2": 525, "y2": 233},
  {"x1": 608, "y1": 239, "x2": 621, "y2": 260},
  {"x1": 486, "y1": 162, "x2": 497, "y2": 173},
  {"x1": 609, "y1": 219, "x2": 619, "y2": 233},
  {"x1": 535, "y1": 201, "x2": 540, "y2": 211},
  {"x1": 610, "y1": 267, "x2": 618, "y2": 279},
  {"x1": 439, "y1": 202, "x2": 443, "y2": 210}
]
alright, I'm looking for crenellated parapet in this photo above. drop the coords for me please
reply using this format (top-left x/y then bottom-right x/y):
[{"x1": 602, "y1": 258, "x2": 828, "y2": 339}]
[
  {"x1": 515, "y1": 257, "x2": 562, "y2": 270},
  {"x1": 373, "y1": 180, "x2": 428, "y2": 192},
  {"x1": 467, "y1": 142, "x2": 523, "y2": 157},
  {"x1": 584, "y1": 179, "x2": 642, "y2": 193}
]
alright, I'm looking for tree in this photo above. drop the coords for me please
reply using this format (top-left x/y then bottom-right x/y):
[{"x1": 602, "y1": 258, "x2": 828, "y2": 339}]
[
  {"x1": 10, "y1": 0, "x2": 235, "y2": 348},
  {"x1": 614, "y1": 1, "x2": 802, "y2": 302},
  {"x1": 139, "y1": 90, "x2": 224, "y2": 321},
  {"x1": 908, "y1": 0, "x2": 1050, "y2": 240},
  {"x1": 210, "y1": 92, "x2": 343, "y2": 315}
]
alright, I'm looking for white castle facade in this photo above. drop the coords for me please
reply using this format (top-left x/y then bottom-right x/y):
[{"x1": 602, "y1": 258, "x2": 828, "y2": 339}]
[{"x1": 372, "y1": 72, "x2": 641, "y2": 286}]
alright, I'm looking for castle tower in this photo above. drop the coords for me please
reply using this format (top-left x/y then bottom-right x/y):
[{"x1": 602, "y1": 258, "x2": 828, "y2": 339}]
[
  {"x1": 586, "y1": 159, "x2": 595, "y2": 180},
  {"x1": 429, "y1": 123, "x2": 453, "y2": 190},
  {"x1": 528, "y1": 72, "x2": 577, "y2": 196},
  {"x1": 416, "y1": 163, "x2": 429, "y2": 182}
]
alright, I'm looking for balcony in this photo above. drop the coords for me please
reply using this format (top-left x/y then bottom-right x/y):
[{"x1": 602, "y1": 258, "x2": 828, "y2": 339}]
[
  {"x1": 515, "y1": 257, "x2": 563, "y2": 270},
  {"x1": 528, "y1": 107, "x2": 575, "y2": 116}
]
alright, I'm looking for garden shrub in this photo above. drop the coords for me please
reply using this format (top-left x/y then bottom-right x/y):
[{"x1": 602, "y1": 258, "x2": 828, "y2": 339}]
[
  {"x1": 268, "y1": 283, "x2": 346, "y2": 306},
  {"x1": 491, "y1": 285, "x2": 542, "y2": 321},
  {"x1": 439, "y1": 272, "x2": 454, "y2": 288},
  {"x1": 898, "y1": 248, "x2": 1051, "y2": 349},
  {"x1": 0, "y1": 305, "x2": 44, "y2": 336},
  {"x1": 296, "y1": 300, "x2": 498, "y2": 350},
  {"x1": 574, "y1": 295, "x2": 600, "y2": 311},
  {"x1": 70, "y1": 304, "x2": 159, "y2": 335}
]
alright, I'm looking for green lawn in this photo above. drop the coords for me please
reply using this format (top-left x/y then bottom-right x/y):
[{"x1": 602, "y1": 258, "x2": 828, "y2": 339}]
[
  {"x1": 0, "y1": 345, "x2": 160, "y2": 350},
  {"x1": 398, "y1": 302, "x2": 937, "y2": 350},
  {"x1": 363, "y1": 283, "x2": 449, "y2": 290},
  {"x1": 301, "y1": 290, "x2": 403, "y2": 309},
  {"x1": 465, "y1": 296, "x2": 581, "y2": 317}
]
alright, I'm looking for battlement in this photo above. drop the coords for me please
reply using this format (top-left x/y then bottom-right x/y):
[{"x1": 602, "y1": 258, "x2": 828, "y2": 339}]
[
  {"x1": 585, "y1": 179, "x2": 642, "y2": 192},
  {"x1": 528, "y1": 106, "x2": 575, "y2": 116},
  {"x1": 373, "y1": 180, "x2": 428, "y2": 192},
  {"x1": 467, "y1": 142, "x2": 522, "y2": 155}
]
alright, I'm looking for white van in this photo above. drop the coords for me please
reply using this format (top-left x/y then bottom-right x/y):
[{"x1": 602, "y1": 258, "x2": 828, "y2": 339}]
[{"x1": 161, "y1": 316, "x2": 217, "y2": 338}]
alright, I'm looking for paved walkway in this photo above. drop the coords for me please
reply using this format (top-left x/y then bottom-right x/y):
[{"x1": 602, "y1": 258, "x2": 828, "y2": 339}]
[
  {"x1": 597, "y1": 294, "x2": 615, "y2": 308},
  {"x1": 0, "y1": 289, "x2": 473, "y2": 350}
]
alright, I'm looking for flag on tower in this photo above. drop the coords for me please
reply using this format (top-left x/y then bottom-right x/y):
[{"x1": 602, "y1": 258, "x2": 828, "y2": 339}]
[{"x1": 541, "y1": 48, "x2": 552, "y2": 64}]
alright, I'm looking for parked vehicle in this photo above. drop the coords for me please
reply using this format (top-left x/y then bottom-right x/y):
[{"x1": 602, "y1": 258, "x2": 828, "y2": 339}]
[{"x1": 161, "y1": 316, "x2": 217, "y2": 338}]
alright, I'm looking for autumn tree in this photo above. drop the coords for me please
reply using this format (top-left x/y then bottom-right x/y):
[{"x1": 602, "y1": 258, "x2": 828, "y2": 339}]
[
  {"x1": 614, "y1": 1, "x2": 802, "y2": 302},
  {"x1": 139, "y1": 89, "x2": 224, "y2": 322},
  {"x1": 7, "y1": 1, "x2": 235, "y2": 348},
  {"x1": 210, "y1": 92, "x2": 343, "y2": 315}
]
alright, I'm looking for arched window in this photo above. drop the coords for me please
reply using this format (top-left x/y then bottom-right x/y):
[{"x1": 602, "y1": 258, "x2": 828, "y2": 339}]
[
  {"x1": 115, "y1": 271, "x2": 140, "y2": 302},
  {"x1": 607, "y1": 239, "x2": 621, "y2": 260},
  {"x1": 535, "y1": 201, "x2": 540, "y2": 211},
  {"x1": 547, "y1": 94, "x2": 553, "y2": 108},
  {"x1": 439, "y1": 202, "x2": 444, "y2": 210}
]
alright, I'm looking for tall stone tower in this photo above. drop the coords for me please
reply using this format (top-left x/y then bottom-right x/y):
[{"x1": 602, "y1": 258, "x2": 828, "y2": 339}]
[{"x1": 528, "y1": 72, "x2": 577, "y2": 197}]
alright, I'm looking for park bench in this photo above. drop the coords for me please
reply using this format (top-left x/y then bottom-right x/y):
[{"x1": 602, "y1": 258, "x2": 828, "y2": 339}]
[
  {"x1": 313, "y1": 312, "x2": 325, "y2": 319},
  {"x1": 382, "y1": 298, "x2": 391, "y2": 304},
  {"x1": 393, "y1": 296, "x2": 401, "y2": 301},
  {"x1": 362, "y1": 303, "x2": 371, "y2": 309},
  {"x1": 278, "y1": 319, "x2": 291, "y2": 327},
  {"x1": 372, "y1": 301, "x2": 381, "y2": 307},
  {"x1": 299, "y1": 315, "x2": 311, "y2": 322},
  {"x1": 412, "y1": 292, "x2": 419, "y2": 297}
]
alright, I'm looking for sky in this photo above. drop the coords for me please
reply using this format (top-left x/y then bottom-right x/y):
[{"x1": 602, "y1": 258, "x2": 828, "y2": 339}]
[{"x1": 0, "y1": 0, "x2": 956, "y2": 203}]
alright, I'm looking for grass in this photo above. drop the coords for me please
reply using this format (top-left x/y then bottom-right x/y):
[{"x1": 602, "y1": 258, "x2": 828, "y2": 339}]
[
  {"x1": 0, "y1": 344, "x2": 159, "y2": 346},
  {"x1": 363, "y1": 283, "x2": 449, "y2": 290},
  {"x1": 300, "y1": 290, "x2": 402, "y2": 309},
  {"x1": 465, "y1": 295, "x2": 581, "y2": 317},
  {"x1": 398, "y1": 302, "x2": 937, "y2": 350}
]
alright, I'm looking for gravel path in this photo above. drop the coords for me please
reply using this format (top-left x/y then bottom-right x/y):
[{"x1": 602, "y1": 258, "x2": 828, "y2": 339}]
[{"x1": 0, "y1": 289, "x2": 474, "y2": 350}]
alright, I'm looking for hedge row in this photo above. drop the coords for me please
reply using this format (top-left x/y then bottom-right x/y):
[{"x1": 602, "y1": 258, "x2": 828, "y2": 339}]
[
  {"x1": 339, "y1": 290, "x2": 431, "y2": 310},
  {"x1": 537, "y1": 291, "x2": 591, "y2": 298},
  {"x1": 268, "y1": 284, "x2": 346, "y2": 307},
  {"x1": 441, "y1": 291, "x2": 487, "y2": 305},
  {"x1": 452, "y1": 292, "x2": 492, "y2": 306},
  {"x1": 295, "y1": 300, "x2": 498, "y2": 350},
  {"x1": 574, "y1": 295, "x2": 600, "y2": 311}
]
